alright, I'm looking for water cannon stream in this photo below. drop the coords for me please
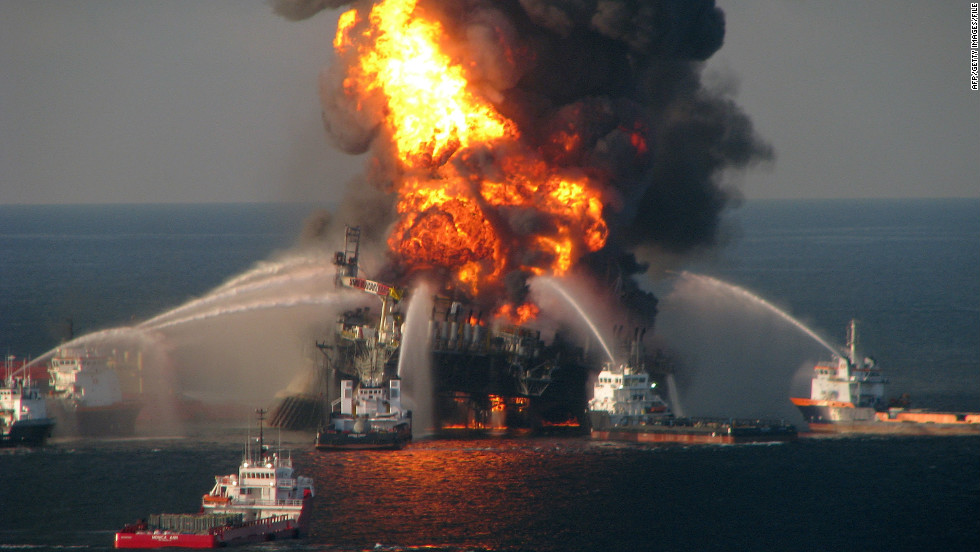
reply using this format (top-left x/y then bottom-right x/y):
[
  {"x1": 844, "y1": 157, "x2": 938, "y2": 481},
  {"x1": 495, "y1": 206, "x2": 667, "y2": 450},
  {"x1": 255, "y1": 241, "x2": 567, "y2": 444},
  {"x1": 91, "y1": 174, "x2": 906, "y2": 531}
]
[
  {"x1": 533, "y1": 276, "x2": 615, "y2": 364},
  {"x1": 675, "y1": 272, "x2": 840, "y2": 356}
]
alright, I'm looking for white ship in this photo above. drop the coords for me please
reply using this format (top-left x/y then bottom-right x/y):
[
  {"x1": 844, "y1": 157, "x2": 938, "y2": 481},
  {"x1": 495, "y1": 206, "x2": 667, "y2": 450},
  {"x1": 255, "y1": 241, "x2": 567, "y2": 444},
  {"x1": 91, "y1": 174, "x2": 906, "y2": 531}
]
[
  {"x1": 588, "y1": 362, "x2": 672, "y2": 427},
  {"x1": 791, "y1": 320, "x2": 980, "y2": 434},
  {"x1": 1, "y1": 357, "x2": 55, "y2": 447},
  {"x1": 589, "y1": 337, "x2": 796, "y2": 444},
  {"x1": 48, "y1": 348, "x2": 142, "y2": 436},
  {"x1": 116, "y1": 413, "x2": 315, "y2": 548}
]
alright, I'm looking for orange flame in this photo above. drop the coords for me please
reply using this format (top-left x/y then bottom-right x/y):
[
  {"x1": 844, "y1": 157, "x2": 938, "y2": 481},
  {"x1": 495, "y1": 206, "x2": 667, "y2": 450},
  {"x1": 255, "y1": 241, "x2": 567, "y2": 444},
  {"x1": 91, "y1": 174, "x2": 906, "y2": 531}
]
[
  {"x1": 337, "y1": 0, "x2": 515, "y2": 168},
  {"x1": 494, "y1": 302, "x2": 540, "y2": 325},
  {"x1": 335, "y1": 0, "x2": 609, "y2": 310}
]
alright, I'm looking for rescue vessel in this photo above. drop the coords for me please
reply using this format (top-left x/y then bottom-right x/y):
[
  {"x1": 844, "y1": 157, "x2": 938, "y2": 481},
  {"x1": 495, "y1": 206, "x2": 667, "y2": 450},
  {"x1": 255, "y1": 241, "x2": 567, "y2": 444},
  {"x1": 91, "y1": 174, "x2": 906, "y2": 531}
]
[
  {"x1": 589, "y1": 363, "x2": 797, "y2": 444},
  {"x1": 315, "y1": 378, "x2": 412, "y2": 450},
  {"x1": 1, "y1": 357, "x2": 55, "y2": 447},
  {"x1": 791, "y1": 320, "x2": 980, "y2": 435},
  {"x1": 114, "y1": 413, "x2": 315, "y2": 548}
]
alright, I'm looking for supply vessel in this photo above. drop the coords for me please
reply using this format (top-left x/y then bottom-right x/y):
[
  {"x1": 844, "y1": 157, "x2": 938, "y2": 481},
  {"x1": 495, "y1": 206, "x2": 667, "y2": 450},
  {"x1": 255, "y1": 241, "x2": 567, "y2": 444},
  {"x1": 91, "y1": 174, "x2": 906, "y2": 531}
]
[
  {"x1": 589, "y1": 336, "x2": 797, "y2": 445},
  {"x1": 1, "y1": 357, "x2": 55, "y2": 447},
  {"x1": 47, "y1": 347, "x2": 142, "y2": 436},
  {"x1": 790, "y1": 320, "x2": 980, "y2": 435},
  {"x1": 114, "y1": 413, "x2": 314, "y2": 548}
]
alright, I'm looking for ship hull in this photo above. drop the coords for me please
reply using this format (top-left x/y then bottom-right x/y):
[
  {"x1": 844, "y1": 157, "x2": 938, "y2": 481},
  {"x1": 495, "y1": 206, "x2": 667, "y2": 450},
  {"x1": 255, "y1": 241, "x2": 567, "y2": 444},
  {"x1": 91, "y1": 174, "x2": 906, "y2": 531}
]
[
  {"x1": 590, "y1": 428, "x2": 796, "y2": 445},
  {"x1": 0, "y1": 417, "x2": 55, "y2": 448},
  {"x1": 804, "y1": 421, "x2": 980, "y2": 435},
  {"x1": 114, "y1": 516, "x2": 303, "y2": 549},
  {"x1": 590, "y1": 412, "x2": 797, "y2": 445},
  {"x1": 791, "y1": 398, "x2": 980, "y2": 435},
  {"x1": 314, "y1": 429, "x2": 411, "y2": 451},
  {"x1": 77, "y1": 401, "x2": 142, "y2": 436}
]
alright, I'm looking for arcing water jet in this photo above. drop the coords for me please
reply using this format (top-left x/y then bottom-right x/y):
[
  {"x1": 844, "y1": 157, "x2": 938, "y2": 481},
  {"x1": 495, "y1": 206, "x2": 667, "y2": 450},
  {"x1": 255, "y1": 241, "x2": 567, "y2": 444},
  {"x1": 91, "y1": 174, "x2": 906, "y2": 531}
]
[
  {"x1": 210, "y1": 253, "x2": 335, "y2": 294},
  {"x1": 139, "y1": 255, "x2": 336, "y2": 329},
  {"x1": 654, "y1": 272, "x2": 835, "y2": 421},
  {"x1": 142, "y1": 292, "x2": 345, "y2": 331},
  {"x1": 532, "y1": 276, "x2": 615, "y2": 364},
  {"x1": 679, "y1": 272, "x2": 839, "y2": 355}
]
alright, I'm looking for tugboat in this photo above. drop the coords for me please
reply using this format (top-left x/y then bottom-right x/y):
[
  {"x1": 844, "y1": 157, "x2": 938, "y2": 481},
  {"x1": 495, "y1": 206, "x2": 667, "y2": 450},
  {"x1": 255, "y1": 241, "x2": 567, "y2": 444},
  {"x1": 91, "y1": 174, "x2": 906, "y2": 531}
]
[
  {"x1": 589, "y1": 336, "x2": 796, "y2": 445},
  {"x1": 313, "y1": 226, "x2": 413, "y2": 451},
  {"x1": 791, "y1": 320, "x2": 980, "y2": 435},
  {"x1": 47, "y1": 347, "x2": 142, "y2": 436},
  {"x1": 1, "y1": 357, "x2": 56, "y2": 447},
  {"x1": 114, "y1": 412, "x2": 315, "y2": 548}
]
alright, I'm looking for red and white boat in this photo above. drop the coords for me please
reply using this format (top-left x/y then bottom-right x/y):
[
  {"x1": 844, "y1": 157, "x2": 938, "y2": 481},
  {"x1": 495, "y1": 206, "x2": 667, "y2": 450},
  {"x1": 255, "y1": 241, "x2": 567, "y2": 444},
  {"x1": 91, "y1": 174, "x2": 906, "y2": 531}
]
[{"x1": 115, "y1": 417, "x2": 315, "y2": 548}]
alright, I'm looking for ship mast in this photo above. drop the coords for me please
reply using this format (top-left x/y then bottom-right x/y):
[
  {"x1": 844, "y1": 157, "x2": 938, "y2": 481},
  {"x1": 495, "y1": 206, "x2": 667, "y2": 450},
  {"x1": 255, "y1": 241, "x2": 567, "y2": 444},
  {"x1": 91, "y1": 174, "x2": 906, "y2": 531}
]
[
  {"x1": 257, "y1": 408, "x2": 265, "y2": 456},
  {"x1": 845, "y1": 318, "x2": 863, "y2": 372}
]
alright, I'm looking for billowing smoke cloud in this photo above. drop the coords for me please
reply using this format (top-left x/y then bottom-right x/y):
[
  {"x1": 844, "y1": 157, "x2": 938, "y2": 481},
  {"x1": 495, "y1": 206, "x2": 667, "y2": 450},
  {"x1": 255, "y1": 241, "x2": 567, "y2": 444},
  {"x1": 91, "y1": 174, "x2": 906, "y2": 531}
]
[
  {"x1": 273, "y1": 0, "x2": 772, "y2": 326},
  {"x1": 272, "y1": 0, "x2": 352, "y2": 21}
]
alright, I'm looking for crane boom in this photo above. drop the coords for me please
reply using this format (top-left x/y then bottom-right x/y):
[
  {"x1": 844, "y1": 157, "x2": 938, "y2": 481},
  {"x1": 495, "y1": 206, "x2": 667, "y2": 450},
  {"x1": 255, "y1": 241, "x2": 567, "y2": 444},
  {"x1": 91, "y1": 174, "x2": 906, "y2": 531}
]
[{"x1": 341, "y1": 276, "x2": 403, "y2": 302}]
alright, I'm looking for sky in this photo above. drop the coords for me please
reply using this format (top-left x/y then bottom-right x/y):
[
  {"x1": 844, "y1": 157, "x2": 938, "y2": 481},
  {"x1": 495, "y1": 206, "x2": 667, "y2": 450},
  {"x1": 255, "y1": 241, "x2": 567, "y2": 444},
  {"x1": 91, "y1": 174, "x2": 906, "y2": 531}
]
[{"x1": 1, "y1": 0, "x2": 977, "y2": 204}]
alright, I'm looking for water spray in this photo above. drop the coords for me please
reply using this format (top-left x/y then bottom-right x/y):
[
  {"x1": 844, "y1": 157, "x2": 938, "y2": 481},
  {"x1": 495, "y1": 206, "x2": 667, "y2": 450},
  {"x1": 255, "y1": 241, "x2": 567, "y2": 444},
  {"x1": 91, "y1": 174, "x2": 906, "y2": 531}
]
[
  {"x1": 533, "y1": 276, "x2": 615, "y2": 364},
  {"x1": 139, "y1": 264, "x2": 335, "y2": 329},
  {"x1": 143, "y1": 292, "x2": 344, "y2": 331},
  {"x1": 210, "y1": 253, "x2": 335, "y2": 294},
  {"x1": 397, "y1": 281, "x2": 435, "y2": 437},
  {"x1": 677, "y1": 271, "x2": 840, "y2": 356}
]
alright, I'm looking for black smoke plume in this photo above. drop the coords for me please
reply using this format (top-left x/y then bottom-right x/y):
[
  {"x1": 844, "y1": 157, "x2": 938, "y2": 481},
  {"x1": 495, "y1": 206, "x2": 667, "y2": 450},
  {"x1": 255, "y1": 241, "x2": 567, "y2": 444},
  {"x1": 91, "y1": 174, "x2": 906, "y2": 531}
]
[{"x1": 273, "y1": 0, "x2": 772, "y2": 324}]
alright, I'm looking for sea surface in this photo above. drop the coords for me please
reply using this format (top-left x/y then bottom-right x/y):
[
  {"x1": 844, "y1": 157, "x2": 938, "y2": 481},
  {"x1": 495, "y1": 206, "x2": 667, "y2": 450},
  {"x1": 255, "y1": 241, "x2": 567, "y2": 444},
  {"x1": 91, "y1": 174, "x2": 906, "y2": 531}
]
[
  {"x1": 699, "y1": 198, "x2": 979, "y2": 412},
  {"x1": 1, "y1": 199, "x2": 978, "y2": 551}
]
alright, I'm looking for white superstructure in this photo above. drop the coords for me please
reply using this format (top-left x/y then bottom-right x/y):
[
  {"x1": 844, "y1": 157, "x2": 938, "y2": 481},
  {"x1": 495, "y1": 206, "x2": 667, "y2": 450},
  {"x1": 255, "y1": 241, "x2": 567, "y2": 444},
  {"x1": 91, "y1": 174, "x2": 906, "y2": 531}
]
[
  {"x1": 588, "y1": 362, "x2": 672, "y2": 425},
  {"x1": 808, "y1": 320, "x2": 887, "y2": 409},
  {"x1": 46, "y1": 347, "x2": 142, "y2": 436},
  {"x1": 203, "y1": 445, "x2": 315, "y2": 523},
  {"x1": 48, "y1": 348, "x2": 124, "y2": 407},
  {"x1": 333, "y1": 378, "x2": 409, "y2": 432},
  {"x1": 1, "y1": 367, "x2": 55, "y2": 445}
]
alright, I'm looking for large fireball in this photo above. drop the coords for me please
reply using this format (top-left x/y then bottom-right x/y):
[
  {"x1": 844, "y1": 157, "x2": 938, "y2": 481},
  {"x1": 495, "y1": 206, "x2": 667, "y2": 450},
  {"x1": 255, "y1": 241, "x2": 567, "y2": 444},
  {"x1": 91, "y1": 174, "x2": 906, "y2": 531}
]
[{"x1": 334, "y1": 0, "x2": 609, "y2": 312}]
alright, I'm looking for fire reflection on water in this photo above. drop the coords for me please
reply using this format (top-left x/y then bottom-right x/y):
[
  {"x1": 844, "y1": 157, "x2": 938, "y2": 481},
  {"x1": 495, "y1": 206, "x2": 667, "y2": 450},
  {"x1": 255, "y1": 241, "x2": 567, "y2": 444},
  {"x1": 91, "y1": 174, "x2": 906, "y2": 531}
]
[{"x1": 306, "y1": 439, "x2": 583, "y2": 548}]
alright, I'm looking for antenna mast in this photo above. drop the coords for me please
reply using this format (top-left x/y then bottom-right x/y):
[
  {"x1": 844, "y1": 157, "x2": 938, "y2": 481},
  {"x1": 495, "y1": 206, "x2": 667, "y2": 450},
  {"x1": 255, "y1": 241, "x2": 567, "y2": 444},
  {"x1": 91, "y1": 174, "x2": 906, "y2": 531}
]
[{"x1": 256, "y1": 408, "x2": 266, "y2": 459}]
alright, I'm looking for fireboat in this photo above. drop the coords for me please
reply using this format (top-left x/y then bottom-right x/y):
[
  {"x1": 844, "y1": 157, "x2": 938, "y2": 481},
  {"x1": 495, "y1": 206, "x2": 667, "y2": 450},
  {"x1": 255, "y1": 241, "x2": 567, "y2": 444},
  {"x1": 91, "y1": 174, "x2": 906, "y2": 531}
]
[
  {"x1": 589, "y1": 334, "x2": 797, "y2": 444},
  {"x1": 791, "y1": 320, "x2": 980, "y2": 434}
]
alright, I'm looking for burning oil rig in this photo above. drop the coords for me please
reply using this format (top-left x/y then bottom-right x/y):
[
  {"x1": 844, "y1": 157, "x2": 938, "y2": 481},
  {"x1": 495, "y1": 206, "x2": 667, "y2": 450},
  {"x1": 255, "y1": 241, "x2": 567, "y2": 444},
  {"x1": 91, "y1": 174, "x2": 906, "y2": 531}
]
[
  {"x1": 264, "y1": 0, "x2": 760, "y2": 436},
  {"x1": 269, "y1": 226, "x2": 673, "y2": 437}
]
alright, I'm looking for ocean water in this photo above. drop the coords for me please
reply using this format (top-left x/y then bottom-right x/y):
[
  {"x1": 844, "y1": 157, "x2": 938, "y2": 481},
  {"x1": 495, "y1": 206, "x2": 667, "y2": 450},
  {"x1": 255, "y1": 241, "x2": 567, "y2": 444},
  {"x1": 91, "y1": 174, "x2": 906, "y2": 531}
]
[
  {"x1": 1, "y1": 199, "x2": 978, "y2": 550},
  {"x1": 0, "y1": 203, "x2": 314, "y2": 357},
  {"x1": 0, "y1": 435, "x2": 977, "y2": 551},
  {"x1": 696, "y1": 199, "x2": 979, "y2": 412}
]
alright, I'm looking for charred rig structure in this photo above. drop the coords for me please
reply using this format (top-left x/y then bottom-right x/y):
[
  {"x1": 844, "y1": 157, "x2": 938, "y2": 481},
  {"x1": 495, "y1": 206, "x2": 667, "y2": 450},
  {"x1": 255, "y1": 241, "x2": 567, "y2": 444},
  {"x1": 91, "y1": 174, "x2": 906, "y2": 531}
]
[{"x1": 270, "y1": 226, "x2": 669, "y2": 435}]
